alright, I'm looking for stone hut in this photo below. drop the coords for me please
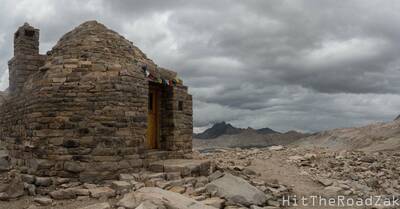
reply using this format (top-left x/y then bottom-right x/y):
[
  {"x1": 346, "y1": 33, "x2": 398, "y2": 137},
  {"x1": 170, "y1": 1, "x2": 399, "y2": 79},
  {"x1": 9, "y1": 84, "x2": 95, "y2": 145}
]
[{"x1": 0, "y1": 21, "x2": 192, "y2": 182}]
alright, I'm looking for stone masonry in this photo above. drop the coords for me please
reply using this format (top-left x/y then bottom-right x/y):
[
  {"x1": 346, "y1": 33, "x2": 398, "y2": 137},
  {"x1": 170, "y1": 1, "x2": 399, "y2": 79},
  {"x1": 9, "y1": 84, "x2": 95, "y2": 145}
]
[{"x1": 0, "y1": 21, "x2": 193, "y2": 182}]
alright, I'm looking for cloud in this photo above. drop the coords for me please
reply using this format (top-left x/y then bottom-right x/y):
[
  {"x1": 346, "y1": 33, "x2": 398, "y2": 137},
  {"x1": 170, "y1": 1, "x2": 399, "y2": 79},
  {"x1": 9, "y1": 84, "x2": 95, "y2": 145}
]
[{"x1": 0, "y1": 0, "x2": 399, "y2": 132}]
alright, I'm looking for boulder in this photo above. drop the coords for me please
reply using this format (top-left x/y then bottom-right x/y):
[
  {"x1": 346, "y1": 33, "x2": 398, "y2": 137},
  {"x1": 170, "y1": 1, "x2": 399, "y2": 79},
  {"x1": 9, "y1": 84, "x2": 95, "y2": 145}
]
[
  {"x1": 89, "y1": 187, "x2": 115, "y2": 198},
  {"x1": 208, "y1": 171, "x2": 224, "y2": 182},
  {"x1": 49, "y1": 189, "x2": 76, "y2": 200},
  {"x1": 202, "y1": 197, "x2": 225, "y2": 208},
  {"x1": 206, "y1": 173, "x2": 267, "y2": 206},
  {"x1": 117, "y1": 187, "x2": 216, "y2": 209},
  {"x1": 80, "y1": 202, "x2": 111, "y2": 209},
  {"x1": 136, "y1": 200, "x2": 165, "y2": 209},
  {"x1": 34, "y1": 197, "x2": 53, "y2": 206},
  {"x1": 111, "y1": 180, "x2": 133, "y2": 192},
  {"x1": 169, "y1": 186, "x2": 186, "y2": 194},
  {"x1": 317, "y1": 178, "x2": 333, "y2": 187}
]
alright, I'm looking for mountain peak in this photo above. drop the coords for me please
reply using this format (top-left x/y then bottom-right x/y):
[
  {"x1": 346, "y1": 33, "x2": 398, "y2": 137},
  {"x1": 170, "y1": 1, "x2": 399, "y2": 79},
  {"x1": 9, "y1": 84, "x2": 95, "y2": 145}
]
[
  {"x1": 194, "y1": 122, "x2": 279, "y2": 139},
  {"x1": 195, "y1": 121, "x2": 241, "y2": 139}
]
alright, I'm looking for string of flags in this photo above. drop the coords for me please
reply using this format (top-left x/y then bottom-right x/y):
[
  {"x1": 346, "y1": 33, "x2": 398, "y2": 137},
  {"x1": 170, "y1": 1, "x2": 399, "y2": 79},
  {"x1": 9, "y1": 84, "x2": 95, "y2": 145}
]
[{"x1": 143, "y1": 68, "x2": 182, "y2": 86}]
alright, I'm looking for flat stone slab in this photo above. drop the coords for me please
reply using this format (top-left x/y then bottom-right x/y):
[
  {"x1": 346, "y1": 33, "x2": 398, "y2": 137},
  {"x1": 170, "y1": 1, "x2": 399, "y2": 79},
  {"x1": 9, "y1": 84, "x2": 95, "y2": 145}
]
[
  {"x1": 206, "y1": 173, "x2": 267, "y2": 206},
  {"x1": 117, "y1": 187, "x2": 216, "y2": 209},
  {"x1": 149, "y1": 159, "x2": 212, "y2": 176}
]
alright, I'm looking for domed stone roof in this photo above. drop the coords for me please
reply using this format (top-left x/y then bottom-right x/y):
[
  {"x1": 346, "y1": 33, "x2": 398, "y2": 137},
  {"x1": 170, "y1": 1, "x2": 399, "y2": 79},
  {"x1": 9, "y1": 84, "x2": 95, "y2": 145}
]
[{"x1": 48, "y1": 21, "x2": 156, "y2": 68}]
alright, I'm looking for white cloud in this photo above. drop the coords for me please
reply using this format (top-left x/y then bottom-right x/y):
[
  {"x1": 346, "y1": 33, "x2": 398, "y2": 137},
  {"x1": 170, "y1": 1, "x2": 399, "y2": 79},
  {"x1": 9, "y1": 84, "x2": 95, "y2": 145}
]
[
  {"x1": 303, "y1": 38, "x2": 389, "y2": 69},
  {"x1": 0, "y1": 0, "x2": 399, "y2": 133},
  {"x1": 13, "y1": 0, "x2": 56, "y2": 23}
]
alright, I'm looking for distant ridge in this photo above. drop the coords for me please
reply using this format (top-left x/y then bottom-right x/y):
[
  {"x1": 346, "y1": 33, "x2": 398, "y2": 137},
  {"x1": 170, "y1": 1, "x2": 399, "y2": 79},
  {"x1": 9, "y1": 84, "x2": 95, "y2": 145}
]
[
  {"x1": 194, "y1": 121, "x2": 279, "y2": 139},
  {"x1": 395, "y1": 114, "x2": 400, "y2": 121},
  {"x1": 256, "y1": 127, "x2": 279, "y2": 134}
]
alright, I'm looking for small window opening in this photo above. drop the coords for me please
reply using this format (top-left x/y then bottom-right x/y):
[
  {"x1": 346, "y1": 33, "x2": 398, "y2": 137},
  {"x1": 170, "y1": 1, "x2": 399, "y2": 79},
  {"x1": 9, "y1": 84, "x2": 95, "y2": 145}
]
[
  {"x1": 178, "y1": 101, "x2": 183, "y2": 111},
  {"x1": 24, "y1": 29, "x2": 35, "y2": 37},
  {"x1": 148, "y1": 93, "x2": 153, "y2": 111},
  {"x1": 15, "y1": 31, "x2": 20, "y2": 39}
]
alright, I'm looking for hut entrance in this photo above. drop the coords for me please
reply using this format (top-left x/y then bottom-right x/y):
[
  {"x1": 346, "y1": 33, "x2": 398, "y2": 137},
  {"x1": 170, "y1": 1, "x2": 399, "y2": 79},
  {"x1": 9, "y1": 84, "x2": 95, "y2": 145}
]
[{"x1": 146, "y1": 86, "x2": 160, "y2": 149}]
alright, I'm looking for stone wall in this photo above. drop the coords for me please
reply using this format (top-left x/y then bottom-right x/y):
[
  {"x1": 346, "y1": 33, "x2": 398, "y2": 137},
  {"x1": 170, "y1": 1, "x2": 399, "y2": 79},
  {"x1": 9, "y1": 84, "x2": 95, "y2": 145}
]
[
  {"x1": 1, "y1": 59, "x2": 149, "y2": 182},
  {"x1": 159, "y1": 85, "x2": 193, "y2": 158},
  {"x1": 0, "y1": 21, "x2": 193, "y2": 182},
  {"x1": 9, "y1": 23, "x2": 45, "y2": 94}
]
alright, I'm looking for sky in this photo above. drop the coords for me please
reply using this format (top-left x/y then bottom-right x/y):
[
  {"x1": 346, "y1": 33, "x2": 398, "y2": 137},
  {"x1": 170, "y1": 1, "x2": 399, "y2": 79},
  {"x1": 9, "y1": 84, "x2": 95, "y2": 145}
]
[{"x1": 0, "y1": 0, "x2": 399, "y2": 133}]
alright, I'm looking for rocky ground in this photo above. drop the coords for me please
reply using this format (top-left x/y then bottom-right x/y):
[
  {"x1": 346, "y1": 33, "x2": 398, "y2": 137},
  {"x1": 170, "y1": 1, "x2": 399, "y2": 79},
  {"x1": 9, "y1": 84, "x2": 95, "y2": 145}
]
[{"x1": 1, "y1": 146, "x2": 400, "y2": 208}]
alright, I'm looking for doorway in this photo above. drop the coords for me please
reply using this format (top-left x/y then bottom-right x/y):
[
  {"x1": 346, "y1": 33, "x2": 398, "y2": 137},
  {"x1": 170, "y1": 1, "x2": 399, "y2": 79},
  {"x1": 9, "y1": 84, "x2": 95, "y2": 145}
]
[{"x1": 146, "y1": 86, "x2": 159, "y2": 149}]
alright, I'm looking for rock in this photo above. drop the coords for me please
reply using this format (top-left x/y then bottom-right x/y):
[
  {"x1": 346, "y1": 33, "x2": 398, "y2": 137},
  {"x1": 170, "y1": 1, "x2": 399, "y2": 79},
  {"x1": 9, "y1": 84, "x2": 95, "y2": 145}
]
[
  {"x1": 83, "y1": 183, "x2": 97, "y2": 189},
  {"x1": 55, "y1": 177, "x2": 70, "y2": 185},
  {"x1": 324, "y1": 186, "x2": 342, "y2": 197},
  {"x1": 21, "y1": 174, "x2": 35, "y2": 184},
  {"x1": 288, "y1": 156, "x2": 304, "y2": 162},
  {"x1": 193, "y1": 187, "x2": 206, "y2": 196},
  {"x1": 89, "y1": 187, "x2": 115, "y2": 198},
  {"x1": 208, "y1": 171, "x2": 224, "y2": 182},
  {"x1": 149, "y1": 159, "x2": 212, "y2": 176},
  {"x1": 169, "y1": 186, "x2": 186, "y2": 194},
  {"x1": 0, "y1": 192, "x2": 8, "y2": 201},
  {"x1": 111, "y1": 180, "x2": 133, "y2": 192},
  {"x1": 135, "y1": 201, "x2": 165, "y2": 209},
  {"x1": 146, "y1": 173, "x2": 166, "y2": 180},
  {"x1": 165, "y1": 172, "x2": 181, "y2": 181},
  {"x1": 268, "y1": 145, "x2": 284, "y2": 151},
  {"x1": 50, "y1": 189, "x2": 76, "y2": 200},
  {"x1": 202, "y1": 197, "x2": 225, "y2": 208},
  {"x1": 317, "y1": 178, "x2": 333, "y2": 187},
  {"x1": 155, "y1": 181, "x2": 171, "y2": 189},
  {"x1": 206, "y1": 173, "x2": 267, "y2": 206},
  {"x1": 231, "y1": 165, "x2": 244, "y2": 171},
  {"x1": 67, "y1": 187, "x2": 90, "y2": 196},
  {"x1": 197, "y1": 176, "x2": 209, "y2": 185},
  {"x1": 34, "y1": 197, "x2": 53, "y2": 206},
  {"x1": 79, "y1": 202, "x2": 111, "y2": 209},
  {"x1": 64, "y1": 161, "x2": 85, "y2": 173},
  {"x1": 0, "y1": 150, "x2": 10, "y2": 171},
  {"x1": 35, "y1": 177, "x2": 53, "y2": 187},
  {"x1": 0, "y1": 174, "x2": 25, "y2": 200},
  {"x1": 360, "y1": 156, "x2": 376, "y2": 163},
  {"x1": 304, "y1": 153, "x2": 317, "y2": 160},
  {"x1": 24, "y1": 183, "x2": 36, "y2": 196},
  {"x1": 120, "y1": 173, "x2": 136, "y2": 181},
  {"x1": 26, "y1": 205, "x2": 39, "y2": 209},
  {"x1": 243, "y1": 168, "x2": 257, "y2": 176},
  {"x1": 251, "y1": 180, "x2": 265, "y2": 187},
  {"x1": 117, "y1": 187, "x2": 216, "y2": 209},
  {"x1": 267, "y1": 200, "x2": 280, "y2": 207}
]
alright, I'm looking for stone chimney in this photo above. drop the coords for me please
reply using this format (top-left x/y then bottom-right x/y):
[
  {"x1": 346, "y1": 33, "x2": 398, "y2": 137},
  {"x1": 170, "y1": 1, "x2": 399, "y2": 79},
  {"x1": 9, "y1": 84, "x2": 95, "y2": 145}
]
[{"x1": 8, "y1": 23, "x2": 43, "y2": 94}]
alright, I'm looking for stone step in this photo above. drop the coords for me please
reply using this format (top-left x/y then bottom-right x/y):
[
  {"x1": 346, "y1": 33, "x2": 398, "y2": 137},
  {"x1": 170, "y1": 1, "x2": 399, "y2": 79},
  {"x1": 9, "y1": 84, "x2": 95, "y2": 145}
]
[{"x1": 148, "y1": 159, "x2": 213, "y2": 177}]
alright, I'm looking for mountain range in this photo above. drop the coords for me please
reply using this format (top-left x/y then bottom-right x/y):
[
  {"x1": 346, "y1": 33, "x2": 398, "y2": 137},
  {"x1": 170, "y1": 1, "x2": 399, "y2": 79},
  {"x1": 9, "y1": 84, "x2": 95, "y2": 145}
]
[
  {"x1": 194, "y1": 121, "x2": 278, "y2": 139},
  {"x1": 193, "y1": 122, "x2": 308, "y2": 150}
]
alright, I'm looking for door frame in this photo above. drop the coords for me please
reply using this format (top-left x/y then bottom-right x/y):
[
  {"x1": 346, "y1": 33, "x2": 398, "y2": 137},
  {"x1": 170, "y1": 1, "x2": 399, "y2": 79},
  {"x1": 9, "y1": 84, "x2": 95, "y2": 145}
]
[{"x1": 146, "y1": 83, "x2": 161, "y2": 149}]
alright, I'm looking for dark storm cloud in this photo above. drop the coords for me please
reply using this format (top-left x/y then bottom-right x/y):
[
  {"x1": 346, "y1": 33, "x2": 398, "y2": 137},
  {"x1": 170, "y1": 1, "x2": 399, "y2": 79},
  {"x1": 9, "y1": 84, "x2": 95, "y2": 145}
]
[{"x1": 0, "y1": 0, "x2": 399, "y2": 132}]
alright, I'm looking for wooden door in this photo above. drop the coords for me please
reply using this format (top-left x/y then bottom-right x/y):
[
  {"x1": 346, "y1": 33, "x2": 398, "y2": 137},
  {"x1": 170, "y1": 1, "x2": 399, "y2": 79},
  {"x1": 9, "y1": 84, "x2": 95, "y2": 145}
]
[{"x1": 146, "y1": 88, "x2": 159, "y2": 149}]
